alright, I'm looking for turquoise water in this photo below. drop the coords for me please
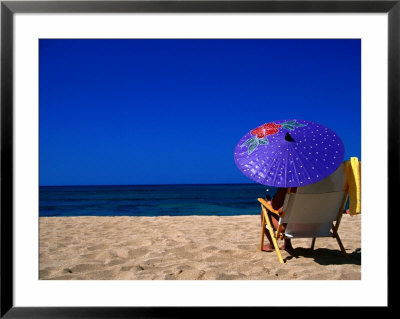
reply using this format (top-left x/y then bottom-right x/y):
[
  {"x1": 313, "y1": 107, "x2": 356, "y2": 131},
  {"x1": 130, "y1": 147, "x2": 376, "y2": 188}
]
[{"x1": 39, "y1": 184, "x2": 276, "y2": 217}]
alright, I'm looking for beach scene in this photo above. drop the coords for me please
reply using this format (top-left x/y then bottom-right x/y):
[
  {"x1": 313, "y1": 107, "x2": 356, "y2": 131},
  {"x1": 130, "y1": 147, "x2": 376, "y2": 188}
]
[{"x1": 39, "y1": 39, "x2": 361, "y2": 280}]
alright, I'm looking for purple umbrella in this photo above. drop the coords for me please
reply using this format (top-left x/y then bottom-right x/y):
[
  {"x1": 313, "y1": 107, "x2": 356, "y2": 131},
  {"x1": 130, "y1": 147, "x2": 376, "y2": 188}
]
[{"x1": 234, "y1": 119, "x2": 345, "y2": 187}]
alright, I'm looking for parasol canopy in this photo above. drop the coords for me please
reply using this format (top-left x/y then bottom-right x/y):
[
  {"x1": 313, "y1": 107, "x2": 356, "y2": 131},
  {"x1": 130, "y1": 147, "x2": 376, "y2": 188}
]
[{"x1": 234, "y1": 119, "x2": 345, "y2": 187}]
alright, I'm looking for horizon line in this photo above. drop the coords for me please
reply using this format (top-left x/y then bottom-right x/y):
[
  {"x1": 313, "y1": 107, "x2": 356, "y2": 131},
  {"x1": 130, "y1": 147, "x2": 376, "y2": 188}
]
[{"x1": 39, "y1": 182, "x2": 269, "y2": 187}]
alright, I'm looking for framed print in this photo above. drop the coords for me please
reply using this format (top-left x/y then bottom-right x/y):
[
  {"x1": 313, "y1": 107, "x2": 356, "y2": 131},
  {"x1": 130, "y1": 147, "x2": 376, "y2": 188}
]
[{"x1": 1, "y1": 0, "x2": 394, "y2": 317}]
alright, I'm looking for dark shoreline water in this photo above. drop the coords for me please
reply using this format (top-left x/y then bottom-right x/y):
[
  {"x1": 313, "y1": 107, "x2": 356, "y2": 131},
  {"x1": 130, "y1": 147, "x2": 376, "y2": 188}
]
[{"x1": 39, "y1": 184, "x2": 277, "y2": 217}]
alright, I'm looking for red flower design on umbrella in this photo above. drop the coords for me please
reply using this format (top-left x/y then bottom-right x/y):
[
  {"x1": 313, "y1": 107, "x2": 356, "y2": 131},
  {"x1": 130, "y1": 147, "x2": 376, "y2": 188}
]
[
  {"x1": 251, "y1": 122, "x2": 282, "y2": 138},
  {"x1": 242, "y1": 120, "x2": 306, "y2": 154}
]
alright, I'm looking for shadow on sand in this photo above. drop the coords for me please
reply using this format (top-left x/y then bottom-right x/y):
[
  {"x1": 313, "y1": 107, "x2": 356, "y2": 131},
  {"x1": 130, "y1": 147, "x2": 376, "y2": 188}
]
[{"x1": 284, "y1": 247, "x2": 361, "y2": 266}]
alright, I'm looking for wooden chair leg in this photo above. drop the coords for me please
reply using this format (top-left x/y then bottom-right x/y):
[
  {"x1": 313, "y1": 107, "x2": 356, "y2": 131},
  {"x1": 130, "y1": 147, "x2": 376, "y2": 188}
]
[
  {"x1": 262, "y1": 210, "x2": 284, "y2": 264},
  {"x1": 335, "y1": 233, "x2": 348, "y2": 257},
  {"x1": 260, "y1": 216, "x2": 265, "y2": 251},
  {"x1": 311, "y1": 237, "x2": 316, "y2": 250}
]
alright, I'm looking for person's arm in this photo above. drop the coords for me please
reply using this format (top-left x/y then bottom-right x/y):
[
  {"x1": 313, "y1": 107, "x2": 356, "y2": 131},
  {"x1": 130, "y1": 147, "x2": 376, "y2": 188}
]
[{"x1": 271, "y1": 188, "x2": 287, "y2": 210}]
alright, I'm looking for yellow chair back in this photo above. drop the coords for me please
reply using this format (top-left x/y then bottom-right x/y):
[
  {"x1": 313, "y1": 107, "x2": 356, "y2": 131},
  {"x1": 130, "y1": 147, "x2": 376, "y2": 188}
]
[{"x1": 345, "y1": 157, "x2": 361, "y2": 215}]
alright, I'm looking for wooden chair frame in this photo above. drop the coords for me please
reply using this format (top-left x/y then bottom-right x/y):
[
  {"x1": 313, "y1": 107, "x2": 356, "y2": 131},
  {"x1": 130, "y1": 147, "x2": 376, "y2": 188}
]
[{"x1": 259, "y1": 186, "x2": 349, "y2": 264}]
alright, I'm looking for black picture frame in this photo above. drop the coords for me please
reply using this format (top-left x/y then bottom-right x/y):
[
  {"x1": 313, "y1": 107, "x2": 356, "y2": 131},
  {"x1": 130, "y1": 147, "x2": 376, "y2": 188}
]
[{"x1": 1, "y1": 0, "x2": 394, "y2": 317}]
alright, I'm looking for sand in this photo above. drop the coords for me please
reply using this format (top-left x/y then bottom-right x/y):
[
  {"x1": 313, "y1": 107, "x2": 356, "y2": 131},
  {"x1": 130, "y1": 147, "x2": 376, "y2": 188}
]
[{"x1": 39, "y1": 214, "x2": 361, "y2": 280}]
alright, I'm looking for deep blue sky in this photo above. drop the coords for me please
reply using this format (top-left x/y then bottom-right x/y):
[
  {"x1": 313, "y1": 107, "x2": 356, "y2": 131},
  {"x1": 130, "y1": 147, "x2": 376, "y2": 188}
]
[{"x1": 39, "y1": 39, "x2": 361, "y2": 186}]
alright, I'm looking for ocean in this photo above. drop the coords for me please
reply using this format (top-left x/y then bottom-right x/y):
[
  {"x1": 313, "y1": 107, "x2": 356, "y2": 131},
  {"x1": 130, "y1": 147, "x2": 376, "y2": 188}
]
[{"x1": 39, "y1": 184, "x2": 276, "y2": 217}]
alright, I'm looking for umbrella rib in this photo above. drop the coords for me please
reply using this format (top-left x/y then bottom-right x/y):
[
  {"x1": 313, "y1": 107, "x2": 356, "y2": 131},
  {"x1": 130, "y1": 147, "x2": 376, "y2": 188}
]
[
  {"x1": 312, "y1": 163, "x2": 324, "y2": 181},
  {"x1": 273, "y1": 151, "x2": 284, "y2": 187},
  {"x1": 261, "y1": 150, "x2": 279, "y2": 185},
  {"x1": 295, "y1": 154, "x2": 312, "y2": 185},
  {"x1": 284, "y1": 147, "x2": 289, "y2": 188},
  {"x1": 291, "y1": 155, "x2": 301, "y2": 187}
]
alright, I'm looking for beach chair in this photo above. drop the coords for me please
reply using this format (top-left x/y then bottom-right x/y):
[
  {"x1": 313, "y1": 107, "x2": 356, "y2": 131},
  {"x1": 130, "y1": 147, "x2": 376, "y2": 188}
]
[{"x1": 258, "y1": 157, "x2": 361, "y2": 264}]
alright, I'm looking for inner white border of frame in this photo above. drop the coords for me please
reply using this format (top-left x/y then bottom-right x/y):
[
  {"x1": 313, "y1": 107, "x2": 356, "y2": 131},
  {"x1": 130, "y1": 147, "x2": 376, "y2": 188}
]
[{"x1": 14, "y1": 13, "x2": 388, "y2": 307}]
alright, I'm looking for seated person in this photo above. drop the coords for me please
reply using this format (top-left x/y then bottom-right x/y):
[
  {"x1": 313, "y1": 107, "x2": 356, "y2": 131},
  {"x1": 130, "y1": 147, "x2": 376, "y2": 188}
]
[{"x1": 261, "y1": 188, "x2": 296, "y2": 252}]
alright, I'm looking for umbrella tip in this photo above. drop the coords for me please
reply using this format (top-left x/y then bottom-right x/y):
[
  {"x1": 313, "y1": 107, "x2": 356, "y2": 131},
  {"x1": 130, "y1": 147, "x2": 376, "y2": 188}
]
[{"x1": 285, "y1": 132, "x2": 295, "y2": 142}]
